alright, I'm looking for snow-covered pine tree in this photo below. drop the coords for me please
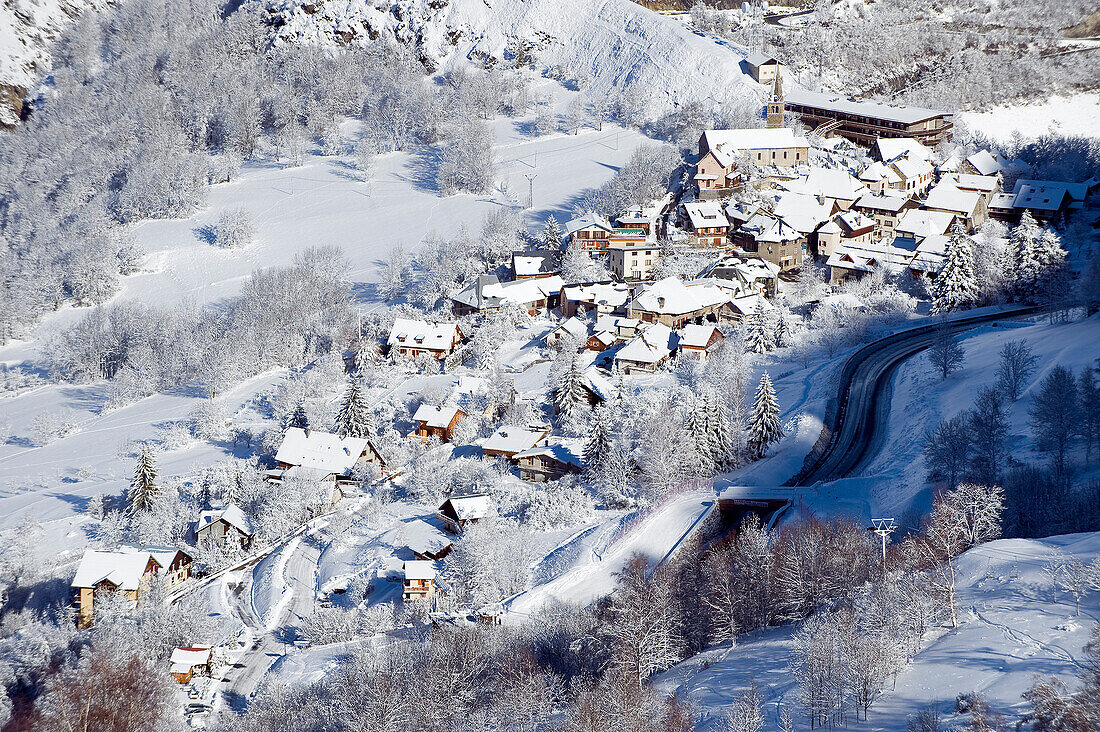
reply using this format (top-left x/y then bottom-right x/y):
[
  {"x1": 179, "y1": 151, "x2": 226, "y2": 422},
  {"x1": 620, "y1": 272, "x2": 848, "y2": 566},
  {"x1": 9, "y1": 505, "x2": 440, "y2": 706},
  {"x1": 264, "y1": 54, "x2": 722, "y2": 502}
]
[
  {"x1": 690, "y1": 392, "x2": 716, "y2": 474},
  {"x1": 1009, "y1": 211, "x2": 1042, "y2": 298},
  {"x1": 584, "y1": 405, "x2": 614, "y2": 476},
  {"x1": 128, "y1": 443, "x2": 158, "y2": 515},
  {"x1": 286, "y1": 399, "x2": 309, "y2": 431},
  {"x1": 543, "y1": 215, "x2": 563, "y2": 250},
  {"x1": 747, "y1": 372, "x2": 783, "y2": 460},
  {"x1": 930, "y1": 224, "x2": 980, "y2": 315},
  {"x1": 745, "y1": 308, "x2": 770, "y2": 354},
  {"x1": 1034, "y1": 228, "x2": 1067, "y2": 281},
  {"x1": 773, "y1": 305, "x2": 791, "y2": 349},
  {"x1": 552, "y1": 354, "x2": 589, "y2": 420},
  {"x1": 335, "y1": 377, "x2": 373, "y2": 439}
]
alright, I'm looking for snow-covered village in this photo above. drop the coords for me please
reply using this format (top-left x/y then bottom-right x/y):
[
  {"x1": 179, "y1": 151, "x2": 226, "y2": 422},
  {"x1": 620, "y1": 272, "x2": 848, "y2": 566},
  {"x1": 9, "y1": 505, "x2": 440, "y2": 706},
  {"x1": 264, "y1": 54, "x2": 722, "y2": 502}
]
[{"x1": 1, "y1": 0, "x2": 1099, "y2": 729}]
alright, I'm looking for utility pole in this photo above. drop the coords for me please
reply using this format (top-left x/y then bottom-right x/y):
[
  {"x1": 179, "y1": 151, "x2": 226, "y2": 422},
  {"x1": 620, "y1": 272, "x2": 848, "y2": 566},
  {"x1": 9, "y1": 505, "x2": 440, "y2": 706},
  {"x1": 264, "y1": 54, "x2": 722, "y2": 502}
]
[
  {"x1": 871, "y1": 518, "x2": 896, "y2": 568},
  {"x1": 524, "y1": 173, "x2": 537, "y2": 209}
]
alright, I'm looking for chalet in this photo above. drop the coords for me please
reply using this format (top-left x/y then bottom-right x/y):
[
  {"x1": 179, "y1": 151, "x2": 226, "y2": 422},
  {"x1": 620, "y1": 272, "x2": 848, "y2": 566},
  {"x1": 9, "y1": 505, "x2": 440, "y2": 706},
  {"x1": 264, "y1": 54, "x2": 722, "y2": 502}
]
[
  {"x1": 853, "y1": 192, "x2": 918, "y2": 236},
  {"x1": 545, "y1": 317, "x2": 589, "y2": 348},
  {"x1": 745, "y1": 52, "x2": 781, "y2": 84},
  {"x1": 825, "y1": 235, "x2": 919, "y2": 285},
  {"x1": 565, "y1": 212, "x2": 615, "y2": 250},
  {"x1": 988, "y1": 192, "x2": 1020, "y2": 222},
  {"x1": 922, "y1": 182, "x2": 987, "y2": 231},
  {"x1": 895, "y1": 208, "x2": 956, "y2": 240},
  {"x1": 512, "y1": 249, "x2": 561, "y2": 280},
  {"x1": 608, "y1": 244, "x2": 660, "y2": 281},
  {"x1": 677, "y1": 324, "x2": 724, "y2": 360},
  {"x1": 595, "y1": 314, "x2": 642, "y2": 340},
  {"x1": 858, "y1": 161, "x2": 903, "y2": 194},
  {"x1": 785, "y1": 90, "x2": 953, "y2": 147},
  {"x1": 681, "y1": 201, "x2": 730, "y2": 247},
  {"x1": 730, "y1": 211, "x2": 806, "y2": 272},
  {"x1": 513, "y1": 439, "x2": 584, "y2": 482},
  {"x1": 390, "y1": 519, "x2": 453, "y2": 560},
  {"x1": 940, "y1": 173, "x2": 1001, "y2": 205},
  {"x1": 586, "y1": 329, "x2": 617, "y2": 352},
  {"x1": 388, "y1": 319, "x2": 463, "y2": 360},
  {"x1": 777, "y1": 169, "x2": 868, "y2": 211},
  {"x1": 698, "y1": 255, "x2": 780, "y2": 297},
  {"x1": 1007, "y1": 178, "x2": 1096, "y2": 222},
  {"x1": 560, "y1": 281, "x2": 632, "y2": 317},
  {"x1": 615, "y1": 200, "x2": 665, "y2": 239},
  {"x1": 699, "y1": 128, "x2": 810, "y2": 172},
  {"x1": 907, "y1": 234, "x2": 950, "y2": 278},
  {"x1": 889, "y1": 156, "x2": 934, "y2": 196},
  {"x1": 437, "y1": 493, "x2": 494, "y2": 534},
  {"x1": 770, "y1": 192, "x2": 835, "y2": 254},
  {"x1": 402, "y1": 560, "x2": 437, "y2": 602},
  {"x1": 962, "y1": 149, "x2": 1030, "y2": 179},
  {"x1": 816, "y1": 211, "x2": 875, "y2": 258},
  {"x1": 481, "y1": 424, "x2": 550, "y2": 460},
  {"x1": 71, "y1": 547, "x2": 193, "y2": 628},
  {"x1": 628, "y1": 277, "x2": 730, "y2": 329},
  {"x1": 721, "y1": 293, "x2": 773, "y2": 322},
  {"x1": 411, "y1": 404, "x2": 465, "y2": 442},
  {"x1": 871, "y1": 137, "x2": 933, "y2": 164},
  {"x1": 614, "y1": 322, "x2": 678, "y2": 374},
  {"x1": 452, "y1": 274, "x2": 565, "y2": 316},
  {"x1": 272, "y1": 428, "x2": 385, "y2": 483},
  {"x1": 195, "y1": 504, "x2": 255, "y2": 551},
  {"x1": 170, "y1": 647, "x2": 212, "y2": 684}
]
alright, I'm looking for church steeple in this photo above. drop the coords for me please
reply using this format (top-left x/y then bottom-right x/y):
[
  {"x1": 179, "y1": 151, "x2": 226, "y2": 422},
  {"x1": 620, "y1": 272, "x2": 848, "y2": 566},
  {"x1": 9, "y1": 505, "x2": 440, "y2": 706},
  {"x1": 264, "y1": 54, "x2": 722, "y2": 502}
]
[{"x1": 766, "y1": 72, "x2": 785, "y2": 129}]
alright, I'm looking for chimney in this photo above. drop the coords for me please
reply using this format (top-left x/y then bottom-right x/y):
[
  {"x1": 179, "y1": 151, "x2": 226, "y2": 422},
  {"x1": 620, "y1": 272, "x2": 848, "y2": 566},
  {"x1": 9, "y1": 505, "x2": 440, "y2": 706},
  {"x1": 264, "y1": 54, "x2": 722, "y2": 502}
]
[{"x1": 658, "y1": 296, "x2": 666, "y2": 307}]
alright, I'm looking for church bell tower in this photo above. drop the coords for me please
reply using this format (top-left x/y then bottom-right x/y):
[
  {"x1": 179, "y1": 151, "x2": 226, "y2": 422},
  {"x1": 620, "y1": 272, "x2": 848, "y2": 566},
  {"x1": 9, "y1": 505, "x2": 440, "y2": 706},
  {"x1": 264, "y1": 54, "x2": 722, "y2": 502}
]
[{"x1": 766, "y1": 72, "x2": 785, "y2": 129}]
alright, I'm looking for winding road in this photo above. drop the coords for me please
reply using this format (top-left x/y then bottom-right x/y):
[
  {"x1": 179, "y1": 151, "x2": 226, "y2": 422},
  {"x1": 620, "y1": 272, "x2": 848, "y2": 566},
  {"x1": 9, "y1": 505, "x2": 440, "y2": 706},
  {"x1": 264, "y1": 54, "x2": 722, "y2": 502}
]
[{"x1": 789, "y1": 306, "x2": 1040, "y2": 487}]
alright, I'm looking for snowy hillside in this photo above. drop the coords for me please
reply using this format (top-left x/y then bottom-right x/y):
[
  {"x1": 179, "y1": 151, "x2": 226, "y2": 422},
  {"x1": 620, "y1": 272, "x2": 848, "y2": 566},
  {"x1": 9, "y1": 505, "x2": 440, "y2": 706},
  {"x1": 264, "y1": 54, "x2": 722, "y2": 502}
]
[
  {"x1": 0, "y1": 0, "x2": 107, "y2": 125},
  {"x1": 254, "y1": 0, "x2": 761, "y2": 118}
]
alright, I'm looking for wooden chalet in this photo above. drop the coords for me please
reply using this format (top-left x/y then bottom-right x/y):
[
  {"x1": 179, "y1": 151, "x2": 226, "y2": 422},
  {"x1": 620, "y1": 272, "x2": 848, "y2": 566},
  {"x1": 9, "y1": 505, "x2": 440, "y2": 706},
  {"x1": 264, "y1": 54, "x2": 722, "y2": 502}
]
[
  {"x1": 436, "y1": 494, "x2": 493, "y2": 534},
  {"x1": 170, "y1": 647, "x2": 212, "y2": 684},
  {"x1": 402, "y1": 560, "x2": 437, "y2": 602},
  {"x1": 195, "y1": 504, "x2": 255, "y2": 551},
  {"x1": 411, "y1": 404, "x2": 466, "y2": 442},
  {"x1": 513, "y1": 440, "x2": 584, "y2": 483}
]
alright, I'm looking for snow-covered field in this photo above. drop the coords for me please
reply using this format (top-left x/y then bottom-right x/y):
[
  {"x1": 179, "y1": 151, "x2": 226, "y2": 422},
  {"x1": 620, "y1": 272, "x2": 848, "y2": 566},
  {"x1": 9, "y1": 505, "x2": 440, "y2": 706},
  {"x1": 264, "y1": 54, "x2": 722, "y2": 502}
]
[
  {"x1": 655, "y1": 531, "x2": 1100, "y2": 731},
  {"x1": 960, "y1": 91, "x2": 1100, "y2": 143}
]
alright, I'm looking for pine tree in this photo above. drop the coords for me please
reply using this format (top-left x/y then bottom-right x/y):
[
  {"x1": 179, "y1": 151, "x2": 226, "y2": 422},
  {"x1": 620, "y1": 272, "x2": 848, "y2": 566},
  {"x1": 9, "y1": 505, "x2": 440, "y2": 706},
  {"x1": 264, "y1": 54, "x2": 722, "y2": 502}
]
[
  {"x1": 930, "y1": 225, "x2": 980, "y2": 315},
  {"x1": 1009, "y1": 211, "x2": 1042, "y2": 298},
  {"x1": 552, "y1": 355, "x2": 589, "y2": 420},
  {"x1": 543, "y1": 215, "x2": 563, "y2": 250},
  {"x1": 286, "y1": 399, "x2": 309, "y2": 430},
  {"x1": 773, "y1": 306, "x2": 791, "y2": 349},
  {"x1": 584, "y1": 405, "x2": 615, "y2": 476},
  {"x1": 745, "y1": 309, "x2": 770, "y2": 354},
  {"x1": 335, "y1": 377, "x2": 372, "y2": 439},
  {"x1": 747, "y1": 372, "x2": 783, "y2": 460},
  {"x1": 128, "y1": 443, "x2": 158, "y2": 515}
]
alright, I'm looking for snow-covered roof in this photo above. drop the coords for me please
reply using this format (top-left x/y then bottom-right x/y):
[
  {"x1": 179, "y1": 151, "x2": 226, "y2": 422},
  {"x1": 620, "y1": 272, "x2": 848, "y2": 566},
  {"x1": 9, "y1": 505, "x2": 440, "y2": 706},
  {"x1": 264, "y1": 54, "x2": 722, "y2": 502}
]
[
  {"x1": 941, "y1": 173, "x2": 999, "y2": 193},
  {"x1": 582, "y1": 367, "x2": 614, "y2": 401},
  {"x1": 549, "y1": 316, "x2": 589, "y2": 342},
  {"x1": 896, "y1": 208, "x2": 956, "y2": 239},
  {"x1": 275, "y1": 428, "x2": 368, "y2": 474},
  {"x1": 786, "y1": 89, "x2": 949, "y2": 125},
  {"x1": 72, "y1": 550, "x2": 160, "y2": 590},
  {"x1": 873, "y1": 137, "x2": 933, "y2": 163},
  {"x1": 631, "y1": 277, "x2": 730, "y2": 316},
  {"x1": 989, "y1": 192, "x2": 1018, "y2": 210},
  {"x1": 855, "y1": 192, "x2": 911, "y2": 213},
  {"x1": 683, "y1": 200, "x2": 729, "y2": 230},
  {"x1": 698, "y1": 255, "x2": 780, "y2": 285},
  {"x1": 514, "y1": 438, "x2": 585, "y2": 467},
  {"x1": 388, "y1": 318, "x2": 460, "y2": 350},
  {"x1": 858, "y1": 161, "x2": 902, "y2": 184},
  {"x1": 413, "y1": 404, "x2": 464, "y2": 428},
  {"x1": 440, "y1": 494, "x2": 494, "y2": 521},
  {"x1": 739, "y1": 212, "x2": 802, "y2": 244},
  {"x1": 481, "y1": 425, "x2": 549, "y2": 454},
  {"x1": 487, "y1": 276, "x2": 564, "y2": 304},
  {"x1": 745, "y1": 52, "x2": 780, "y2": 68},
  {"x1": 389, "y1": 519, "x2": 452, "y2": 557},
  {"x1": 512, "y1": 250, "x2": 559, "y2": 277},
  {"x1": 615, "y1": 323, "x2": 677, "y2": 364},
  {"x1": 771, "y1": 191, "x2": 834, "y2": 234},
  {"x1": 678, "y1": 324, "x2": 721, "y2": 349},
  {"x1": 403, "y1": 560, "x2": 436, "y2": 581},
  {"x1": 827, "y1": 237, "x2": 917, "y2": 274},
  {"x1": 170, "y1": 647, "x2": 211, "y2": 669},
  {"x1": 923, "y1": 183, "x2": 980, "y2": 216},
  {"x1": 836, "y1": 210, "x2": 875, "y2": 235},
  {"x1": 196, "y1": 504, "x2": 254, "y2": 536},
  {"x1": 565, "y1": 212, "x2": 613, "y2": 236},
  {"x1": 909, "y1": 234, "x2": 949, "y2": 274},
  {"x1": 891, "y1": 156, "x2": 932, "y2": 181},
  {"x1": 726, "y1": 293, "x2": 772, "y2": 315},
  {"x1": 966, "y1": 149, "x2": 999, "y2": 176},
  {"x1": 561, "y1": 281, "x2": 632, "y2": 308},
  {"x1": 777, "y1": 168, "x2": 868, "y2": 203},
  {"x1": 702, "y1": 128, "x2": 810, "y2": 167}
]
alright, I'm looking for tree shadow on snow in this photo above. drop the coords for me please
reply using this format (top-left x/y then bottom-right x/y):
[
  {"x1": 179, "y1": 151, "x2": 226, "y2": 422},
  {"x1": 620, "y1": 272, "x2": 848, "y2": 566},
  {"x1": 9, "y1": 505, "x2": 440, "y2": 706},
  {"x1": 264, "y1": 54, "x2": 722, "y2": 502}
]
[
  {"x1": 193, "y1": 224, "x2": 217, "y2": 246},
  {"x1": 394, "y1": 145, "x2": 442, "y2": 195}
]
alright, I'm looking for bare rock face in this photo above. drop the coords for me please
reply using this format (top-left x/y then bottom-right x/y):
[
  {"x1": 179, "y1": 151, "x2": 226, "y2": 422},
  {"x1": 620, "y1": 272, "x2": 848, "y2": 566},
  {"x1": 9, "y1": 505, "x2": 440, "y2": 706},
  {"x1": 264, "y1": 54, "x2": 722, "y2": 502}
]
[{"x1": 0, "y1": 84, "x2": 25, "y2": 129}]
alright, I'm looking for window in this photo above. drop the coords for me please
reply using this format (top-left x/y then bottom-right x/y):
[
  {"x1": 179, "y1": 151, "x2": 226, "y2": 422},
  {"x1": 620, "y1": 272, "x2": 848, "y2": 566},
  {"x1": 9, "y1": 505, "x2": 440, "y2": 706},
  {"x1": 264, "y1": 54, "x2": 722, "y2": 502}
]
[{"x1": 783, "y1": 151, "x2": 788, "y2": 159}]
